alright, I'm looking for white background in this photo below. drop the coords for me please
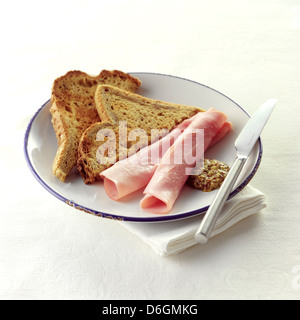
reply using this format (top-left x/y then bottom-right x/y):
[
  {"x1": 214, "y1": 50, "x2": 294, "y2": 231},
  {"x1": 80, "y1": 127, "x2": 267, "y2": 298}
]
[{"x1": 1, "y1": 0, "x2": 300, "y2": 299}]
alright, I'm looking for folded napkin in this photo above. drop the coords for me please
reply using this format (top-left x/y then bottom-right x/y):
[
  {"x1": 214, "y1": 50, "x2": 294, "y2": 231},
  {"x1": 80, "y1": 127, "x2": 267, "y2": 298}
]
[{"x1": 120, "y1": 185, "x2": 267, "y2": 256}]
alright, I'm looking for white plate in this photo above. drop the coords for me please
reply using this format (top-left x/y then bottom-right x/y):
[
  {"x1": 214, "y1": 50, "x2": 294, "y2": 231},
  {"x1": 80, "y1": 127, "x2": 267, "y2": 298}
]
[{"x1": 24, "y1": 72, "x2": 262, "y2": 222}]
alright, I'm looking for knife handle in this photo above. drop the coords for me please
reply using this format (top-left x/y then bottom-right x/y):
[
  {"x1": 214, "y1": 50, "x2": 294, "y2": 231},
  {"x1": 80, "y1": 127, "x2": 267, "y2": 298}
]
[{"x1": 194, "y1": 154, "x2": 247, "y2": 244}]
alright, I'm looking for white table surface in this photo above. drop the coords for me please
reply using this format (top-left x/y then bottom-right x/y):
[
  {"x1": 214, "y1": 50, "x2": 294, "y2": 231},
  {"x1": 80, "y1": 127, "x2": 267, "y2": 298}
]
[{"x1": 1, "y1": 0, "x2": 300, "y2": 300}]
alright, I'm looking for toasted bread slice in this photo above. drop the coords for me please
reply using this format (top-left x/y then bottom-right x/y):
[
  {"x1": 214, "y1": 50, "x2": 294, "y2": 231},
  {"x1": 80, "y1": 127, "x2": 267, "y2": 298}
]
[
  {"x1": 95, "y1": 84, "x2": 202, "y2": 127},
  {"x1": 77, "y1": 85, "x2": 204, "y2": 184},
  {"x1": 50, "y1": 70, "x2": 141, "y2": 182}
]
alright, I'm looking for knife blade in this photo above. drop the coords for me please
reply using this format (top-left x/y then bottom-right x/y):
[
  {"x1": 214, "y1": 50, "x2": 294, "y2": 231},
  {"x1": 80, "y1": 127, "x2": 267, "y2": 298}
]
[{"x1": 194, "y1": 98, "x2": 277, "y2": 244}]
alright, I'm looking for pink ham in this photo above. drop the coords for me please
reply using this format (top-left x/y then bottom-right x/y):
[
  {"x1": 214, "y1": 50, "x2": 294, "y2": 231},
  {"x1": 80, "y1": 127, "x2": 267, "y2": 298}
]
[
  {"x1": 140, "y1": 108, "x2": 228, "y2": 214},
  {"x1": 210, "y1": 121, "x2": 232, "y2": 147},
  {"x1": 101, "y1": 110, "x2": 231, "y2": 202},
  {"x1": 100, "y1": 115, "x2": 197, "y2": 200}
]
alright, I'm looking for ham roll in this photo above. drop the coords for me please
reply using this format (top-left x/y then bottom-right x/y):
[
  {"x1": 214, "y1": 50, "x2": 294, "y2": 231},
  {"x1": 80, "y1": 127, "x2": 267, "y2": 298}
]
[
  {"x1": 101, "y1": 109, "x2": 231, "y2": 205},
  {"x1": 100, "y1": 115, "x2": 198, "y2": 200},
  {"x1": 140, "y1": 108, "x2": 228, "y2": 214}
]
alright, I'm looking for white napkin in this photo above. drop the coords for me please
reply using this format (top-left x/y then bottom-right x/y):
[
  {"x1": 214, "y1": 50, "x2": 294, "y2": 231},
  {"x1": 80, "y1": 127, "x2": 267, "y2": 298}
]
[{"x1": 120, "y1": 185, "x2": 267, "y2": 256}]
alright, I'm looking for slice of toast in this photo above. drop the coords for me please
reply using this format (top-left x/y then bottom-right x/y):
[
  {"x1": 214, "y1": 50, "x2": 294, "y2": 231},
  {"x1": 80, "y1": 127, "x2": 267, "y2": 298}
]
[
  {"x1": 50, "y1": 70, "x2": 141, "y2": 182},
  {"x1": 77, "y1": 85, "x2": 204, "y2": 184}
]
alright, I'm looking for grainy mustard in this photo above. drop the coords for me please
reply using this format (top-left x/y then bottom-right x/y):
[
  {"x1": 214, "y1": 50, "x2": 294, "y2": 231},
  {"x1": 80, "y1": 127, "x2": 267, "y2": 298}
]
[{"x1": 188, "y1": 158, "x2": 230, "y2": 192}]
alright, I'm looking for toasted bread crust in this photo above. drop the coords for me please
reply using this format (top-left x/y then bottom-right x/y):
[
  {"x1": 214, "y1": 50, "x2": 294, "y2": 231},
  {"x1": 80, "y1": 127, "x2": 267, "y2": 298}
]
[
  {"x1": 50, "y1": 70, "x2": 141, "y2": 181},
  {"x1": 77, "y1": 85, "x2": 204, "y2": 184}
]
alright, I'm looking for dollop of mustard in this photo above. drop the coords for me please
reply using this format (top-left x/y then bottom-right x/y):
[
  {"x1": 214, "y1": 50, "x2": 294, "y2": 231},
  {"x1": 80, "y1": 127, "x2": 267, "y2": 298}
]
[{"x1": 188, "y1": 159, "x2": 230, "y2": 192}]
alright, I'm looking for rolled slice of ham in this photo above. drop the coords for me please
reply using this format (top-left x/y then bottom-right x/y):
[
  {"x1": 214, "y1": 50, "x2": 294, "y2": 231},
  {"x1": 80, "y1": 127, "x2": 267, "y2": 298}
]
[
  {"x1": 100, "y1": 115, "x2": 197, "y2": 200},
  {"x1": 140, "y1": 108, "x2": 228, "y2": 214},
  {"x1": 101, "y1": 112, "x2": 231, "y2": 201}
]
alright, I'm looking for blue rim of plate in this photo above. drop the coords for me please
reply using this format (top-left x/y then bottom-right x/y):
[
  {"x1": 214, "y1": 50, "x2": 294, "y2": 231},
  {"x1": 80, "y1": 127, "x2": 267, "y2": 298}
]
[{"x1": 24, "y1": 72, "x2": 263, "y2": 222}]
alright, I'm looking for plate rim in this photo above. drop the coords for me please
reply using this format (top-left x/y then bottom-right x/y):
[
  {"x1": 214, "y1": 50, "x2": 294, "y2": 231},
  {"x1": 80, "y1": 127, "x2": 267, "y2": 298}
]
[{"x1": 24, "y1": 72, "x2": 263, "y2": 222}]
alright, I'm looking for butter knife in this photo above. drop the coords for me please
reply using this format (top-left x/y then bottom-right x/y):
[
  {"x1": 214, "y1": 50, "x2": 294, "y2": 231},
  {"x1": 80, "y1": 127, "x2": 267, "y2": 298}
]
[{"x1": 194, "y1": 98, "x2": 277, "y2": 244}]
